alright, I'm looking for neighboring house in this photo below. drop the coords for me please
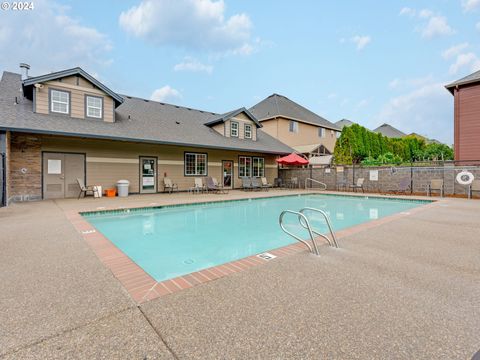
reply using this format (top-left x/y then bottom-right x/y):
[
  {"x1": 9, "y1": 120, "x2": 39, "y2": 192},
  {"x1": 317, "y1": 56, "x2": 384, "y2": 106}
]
[
  {"x1": 408, "y1": 132, "x2": 442, "y2": 145},
  {"x1": 249, "y1": 93, "x2": 340, "y2": 159},
  {"x1": 446, "y1": 70, "x2": 480, "y2": 161},
  {"x1": 0, "y1": 66, "x2": 293, "y2": 204},
  {"x1": 373, "y1": 123, "x2": 406, "y2": 138},
  {"x1": 335, "y1": 118, "x2": 356, "y2": 129}
]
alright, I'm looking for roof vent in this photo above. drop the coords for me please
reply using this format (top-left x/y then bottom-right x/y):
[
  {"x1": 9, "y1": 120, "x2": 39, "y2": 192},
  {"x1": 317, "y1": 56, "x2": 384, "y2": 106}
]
[
  {"x1": 19, "y1": 63, "x2": 30, "y2": 80},
  {"x1": 175, "y1": 121, "x2": 180, "y2": 124},
  {"x1": 144, "y1": 99, "x2": 149, "y2": 102}
]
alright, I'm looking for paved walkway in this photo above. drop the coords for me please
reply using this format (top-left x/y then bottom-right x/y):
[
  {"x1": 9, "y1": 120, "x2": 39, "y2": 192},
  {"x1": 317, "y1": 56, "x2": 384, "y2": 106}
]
[{"x1": 1, "y1": 191, "x2": 479, "y2": 359}]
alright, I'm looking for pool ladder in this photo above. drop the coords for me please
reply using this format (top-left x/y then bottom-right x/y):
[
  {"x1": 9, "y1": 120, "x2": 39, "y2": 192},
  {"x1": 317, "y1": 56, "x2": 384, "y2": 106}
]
[{"x1": 279, "y1": 207, "x2": 338, "y2": 256}]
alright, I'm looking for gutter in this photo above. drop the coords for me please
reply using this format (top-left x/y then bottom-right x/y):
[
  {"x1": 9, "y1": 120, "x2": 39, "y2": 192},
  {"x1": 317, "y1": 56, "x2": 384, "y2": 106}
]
[{"x1": 0, "y1": 126, "x2": 292, "y2": 155}]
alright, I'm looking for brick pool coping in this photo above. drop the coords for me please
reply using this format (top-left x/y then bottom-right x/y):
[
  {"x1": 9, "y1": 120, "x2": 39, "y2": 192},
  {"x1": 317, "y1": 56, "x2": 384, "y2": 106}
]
[{"x1": 64, "y1": 193, "x2": 441, "y2": 304}]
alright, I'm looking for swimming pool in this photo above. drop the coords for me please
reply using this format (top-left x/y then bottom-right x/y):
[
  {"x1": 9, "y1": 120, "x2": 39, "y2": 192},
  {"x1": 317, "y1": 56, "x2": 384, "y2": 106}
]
[{"x1": 83, "y1": 194, "x2": 428, "y2": 282}]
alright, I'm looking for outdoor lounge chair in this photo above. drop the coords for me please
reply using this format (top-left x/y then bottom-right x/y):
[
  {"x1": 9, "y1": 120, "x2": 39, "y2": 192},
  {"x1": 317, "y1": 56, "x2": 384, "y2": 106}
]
[
  {"x1": 76, "y1": 178, "x2": 99, "y2": 199},
  {"x1": 251, "y1": 177, "x2": 263, "y2": 191},
  {"x1": 212, "y1": 177, "x2": 228, "y2": 194},
  {"x1": 336, "y1": 179, "x2": 348, "y2": 191},
  {"x1": 349, "y1": 178, "x2": 365, "y2": 193},
  {"x1": 468, "y1": 179, "x2": 480, "y2": 199},
  {"x1": 389, "y1": 177, "x2": 411, "y2": 194},
  {"x1": 163, "y1": 177, "x2": 178, "y2": 193},
  {"x1": 241, "y1": 177, "x2": 253, "y2": 191},
  {"x1": 261, "y1": 177, "x2": 272, "y2": 191},
  {"x1": 189, "y1": 177, "x2": 206, "y2": 193},
  {"x1": 427, "y1": 179, "x2": 444, "y2": 197}
]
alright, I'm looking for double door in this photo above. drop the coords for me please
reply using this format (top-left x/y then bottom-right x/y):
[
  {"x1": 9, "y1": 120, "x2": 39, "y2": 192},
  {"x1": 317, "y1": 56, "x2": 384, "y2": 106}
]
[{"x1": 43, "y1": 152, "x2": 85, "y2": 199}]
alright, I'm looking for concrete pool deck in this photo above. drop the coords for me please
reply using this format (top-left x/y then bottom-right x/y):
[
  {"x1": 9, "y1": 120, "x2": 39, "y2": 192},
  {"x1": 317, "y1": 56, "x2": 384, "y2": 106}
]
[{"x1": 1, "y1": 190, "x2": 479, "y2": 359}]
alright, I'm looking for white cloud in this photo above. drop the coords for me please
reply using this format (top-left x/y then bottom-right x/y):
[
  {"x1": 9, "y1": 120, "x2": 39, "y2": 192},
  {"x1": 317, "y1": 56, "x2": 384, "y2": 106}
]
[
  {"x1": 418, "y1": 9, "x2": 434, "y2": 18},
  {"x1": 327, "y1": 93, "x2": 337, "y2": 99},
  {"x1": 421, "y1": 15, "x2": 455, "y2": 38},
  {"x1": 174, "y1": 57, "x2": 213, "y2": 74},
  {"x1": 150, "y1": 86, "x2": 182, "y2": 102},
  {"x1": 448, "y1": 52, "x2": 480, "y2": 74},
  {"x1": 388, "y1": 75, "x2": 434, "y2": 90},
  {"x1": 476, "y1": 22, "x2": 480, "y2": 31},
  {"x1": 442, "y1": 43, "x2": 470, "y2": 59},
  {"x1": 399, "y1": 7, "x2": 416, "y2": 16},
  {"x1": 351, "y1": 35, "x2": 371, "y2": 50},
  {"x1": 376, "y1": 82, "x2": 453, "y2": 144},
  {"x1": 0, "y1": 0, "x2": 112, "y2": 74},
  {"x1": 462, "y1": 0, "x2": 480, "y2": 11},
  {"x1": 119, "y1": 0, "x2": 254, "y2": 55},
  {"x1": 400, "y1": 7, "x2": 455, "y2": 39}
]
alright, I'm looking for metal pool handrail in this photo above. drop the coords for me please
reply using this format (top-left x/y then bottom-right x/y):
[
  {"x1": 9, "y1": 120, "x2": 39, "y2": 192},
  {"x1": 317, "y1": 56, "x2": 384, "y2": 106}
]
[
  {"x1": 305, "y1": 178, "x2": 327, "y2": 191},
  {"x1": 279, "y1": 207, "x2": 339, "y2": 255},
  {"x1": 279, "y1": 210, "x2": 320, "y2": 255},
  {"x1": 298, "y1": 207, "x2": 338, "y2": 248}
]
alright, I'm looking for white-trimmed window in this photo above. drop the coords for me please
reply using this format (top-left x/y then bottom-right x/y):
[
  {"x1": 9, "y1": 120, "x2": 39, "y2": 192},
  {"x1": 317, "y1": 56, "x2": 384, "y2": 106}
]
[
  {"x1": 86, "y1": 96, "x2": 103, "y2": 119},
  {"x1": 252, "y1": 157, "x2": 265, "y2": 177},
  {"x1": 185, "y1": 153, "x2": 207, "y2": 176},
  {"x1": 289, "y1": 120, "x2": 298, "y2": 133},
  {"x1": 50, "y1": 89, "x2": 69, "y2": 114},
  {"x1": 239, "y1": 156, "x2": 252, "y2": 177},
  {"x1": 245, "y1": 124, "x2": 252, "y2": 139},
  {"x1": 318, "y1": 127, "x2": 325, "y2": 138},
  {"x1": 231, "y1": 121, "x2": 239, "y2": 137}
]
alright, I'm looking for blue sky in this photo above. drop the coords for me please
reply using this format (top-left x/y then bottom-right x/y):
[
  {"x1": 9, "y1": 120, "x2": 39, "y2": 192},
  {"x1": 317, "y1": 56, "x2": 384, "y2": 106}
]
[{"x1": 1, "y1": 0, "x2": 480, "y2": 144}]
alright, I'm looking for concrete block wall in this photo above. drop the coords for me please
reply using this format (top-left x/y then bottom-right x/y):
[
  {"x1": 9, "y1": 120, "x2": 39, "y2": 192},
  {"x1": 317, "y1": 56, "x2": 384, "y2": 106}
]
[{"x1": 279, "y1": 165, "x2": 480, "y2": 197}]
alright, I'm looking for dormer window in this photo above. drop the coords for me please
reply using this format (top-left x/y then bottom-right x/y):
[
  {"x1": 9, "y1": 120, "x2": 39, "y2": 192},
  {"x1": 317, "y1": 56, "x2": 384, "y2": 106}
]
[
  {"x1": 231, "y1": 121, "x2": 239, "y2": 137},
  {"x1": 50, "y1": 89, "x2": 70, "y2": 114},
  {"x1": 86, "y1": 95, "x2": 103, "y2": 119},
  {"x1": 245, "y1": 124, "x2": 252, "y2": 139}
]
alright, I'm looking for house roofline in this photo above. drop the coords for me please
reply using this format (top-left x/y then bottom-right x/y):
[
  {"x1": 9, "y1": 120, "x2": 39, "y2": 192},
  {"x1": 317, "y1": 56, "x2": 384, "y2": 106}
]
[
  {"x1": 22, "y1": 67, "x2": 124, "y2": 105},
  {"x1": 258, "y1": 115, "x2": 340, "y2": 131},
  {"x1": 0, "y1": 126, "x2": 291, "y2": 155}
]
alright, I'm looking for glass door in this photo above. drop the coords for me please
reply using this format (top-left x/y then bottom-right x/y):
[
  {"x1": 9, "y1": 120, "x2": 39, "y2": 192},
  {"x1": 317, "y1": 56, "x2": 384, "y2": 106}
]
[
  {"x1": 140, "y1": 157, "x2": 157, "y2": 193},
  {"x1": 222, "y1": 160, "x2": 233, "y2": 188}
]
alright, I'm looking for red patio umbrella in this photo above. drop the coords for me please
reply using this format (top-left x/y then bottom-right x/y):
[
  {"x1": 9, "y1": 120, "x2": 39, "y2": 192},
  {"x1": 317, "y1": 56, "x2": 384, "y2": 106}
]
[{"x1": 276, "y1": 153, "x2": 309, "y2": 166}]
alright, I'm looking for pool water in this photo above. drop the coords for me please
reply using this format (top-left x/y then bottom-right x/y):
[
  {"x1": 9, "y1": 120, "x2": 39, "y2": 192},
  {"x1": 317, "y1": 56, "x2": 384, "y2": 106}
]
[{"x1": 83, "y1": 194, "x2": 427, "y2": 282}]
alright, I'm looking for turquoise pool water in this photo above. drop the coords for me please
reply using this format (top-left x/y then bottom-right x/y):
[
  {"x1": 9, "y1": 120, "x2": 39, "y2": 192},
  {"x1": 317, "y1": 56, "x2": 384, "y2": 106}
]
[{"x1": 83, "y1": 194, "x2": 428, "y2": 282}]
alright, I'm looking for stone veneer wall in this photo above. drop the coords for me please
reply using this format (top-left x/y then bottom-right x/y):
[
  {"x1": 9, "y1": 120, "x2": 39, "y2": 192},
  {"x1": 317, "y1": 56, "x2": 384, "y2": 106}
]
[
  {"x1": 279, "y1": 165, "x2": 480, "y2": 197},
  {"x1": 8, "y1": 133, "x2": 42, "y2": 203}
]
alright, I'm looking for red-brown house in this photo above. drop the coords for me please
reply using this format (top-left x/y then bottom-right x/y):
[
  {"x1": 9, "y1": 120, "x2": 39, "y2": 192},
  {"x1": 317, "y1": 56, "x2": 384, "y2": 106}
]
[{"x1": 446, "y1": 71, "x2": 480, "y2": 161}]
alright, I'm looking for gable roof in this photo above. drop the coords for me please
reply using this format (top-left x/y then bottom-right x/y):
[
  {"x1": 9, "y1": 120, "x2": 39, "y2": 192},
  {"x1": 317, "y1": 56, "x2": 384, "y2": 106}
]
[
  {"x1": 204, "y1": 107, "x2": 262, "y2": 128},
  {"x1": 335, "y1": 119, "x2": 355, "y2": 129},
  {"x1": 22, "y1": 67, "x2": 124, "y2": 105},
  {"x1": 373, "y1": 123, "x2": 406, "y2": 138},
  {"x1": 249, "y1": 93, "x2": 340, "y2": 131},
  {"x1": 0, "y1": 71, "x2": 293, "y2": 155},
  {"x1": 445, "y1": 69, "x2": 480, "y2": 94}
]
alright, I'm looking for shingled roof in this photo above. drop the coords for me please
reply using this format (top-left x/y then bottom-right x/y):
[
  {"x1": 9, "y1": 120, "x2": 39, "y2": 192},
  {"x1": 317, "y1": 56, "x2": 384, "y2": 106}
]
[
  {"x1": 373, "y1": 123, "x2": 406, "y2": 138},
  {"x1": 249, "y1": 93, "x2": 339, "y2": 131},
  {"x1": 445, "y1": 69, "x2": 480, "y2": 94},
  {"x1": 335, "y1": 119, "x2": 356, "y2": 129},
  {"x1": 0, "y1": 71, "x2": 293, "y2": 154}
]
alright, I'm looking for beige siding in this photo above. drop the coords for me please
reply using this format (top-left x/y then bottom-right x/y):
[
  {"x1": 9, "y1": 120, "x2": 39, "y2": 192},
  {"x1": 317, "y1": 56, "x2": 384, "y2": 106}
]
[
  {"x1": 260, "y1": 117, "x2": 337, "y2": 152},
  {"x1": 40, "y1": 135, "x2": 278, "y2": 193},
  {"x1": 34, "y1": 77, "x2": 115, "y2": 122},
  {"x1": 226, "y1": 116, "x2": 257, "y2": 141},
  {"x1": 212, "y1": 123, "x2": 225, "y2": 136}
]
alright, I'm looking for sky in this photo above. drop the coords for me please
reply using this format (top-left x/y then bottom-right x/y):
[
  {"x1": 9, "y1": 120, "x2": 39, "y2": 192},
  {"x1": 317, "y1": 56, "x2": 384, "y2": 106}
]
[{"x1": 1, "y1": 0, "x2": 480, "y2": 144}]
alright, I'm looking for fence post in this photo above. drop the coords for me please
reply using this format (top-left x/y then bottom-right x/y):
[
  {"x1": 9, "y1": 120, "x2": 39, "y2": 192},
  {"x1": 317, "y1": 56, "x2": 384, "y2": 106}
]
[{"x1": 410, "y1": 161, "x2": 413, "y2": 194}]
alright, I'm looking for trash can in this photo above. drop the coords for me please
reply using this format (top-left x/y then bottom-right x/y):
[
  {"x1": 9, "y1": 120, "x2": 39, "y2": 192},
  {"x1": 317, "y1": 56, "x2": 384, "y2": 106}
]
[{"x1": 116, "y1": 180, "x2": 130, "y2": 197}]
